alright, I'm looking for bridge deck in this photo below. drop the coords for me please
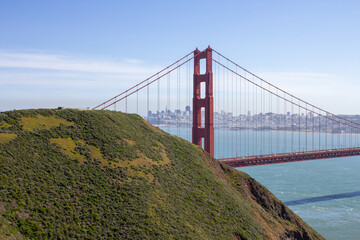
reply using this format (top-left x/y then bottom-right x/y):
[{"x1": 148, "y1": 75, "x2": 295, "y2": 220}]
[{"x1": 218, "y1": 147, "x2": 360, "y2": 167}]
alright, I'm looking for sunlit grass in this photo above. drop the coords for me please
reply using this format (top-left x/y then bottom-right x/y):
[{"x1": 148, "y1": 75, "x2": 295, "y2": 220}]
[
  {"x1": 21, "y1": 115, "x2": 73, "y2": 131},
  {"x1": 50, "y1": 138, "x2": 86, "y2": 164},
  {"x1": 0, "y1": 133, "x2": 17, "y2": 144},
  {"x1": 0, "y1": 123, "x2": 12, "y2": 129}
]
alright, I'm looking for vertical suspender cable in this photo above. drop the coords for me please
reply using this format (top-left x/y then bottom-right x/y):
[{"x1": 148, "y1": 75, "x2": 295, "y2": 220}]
[
  {"x1": 338, "y1": 117, "x2": 340, "y2": 148},
  {"x1": 248, "y1": 73, "x2": 250, "y2": 155},
  {"x1": 253, "y1": 78, "x2": 255, "y2": 155},
  {"x1": 255, "y1": 78, "x2": 258, "y2": 154},
  {"x1": 276, "y1": 89, "x2": 279, "y2": 153},
  {"x1": 269, "y1": 84, "x2": 272, "y2": 153},
  {"x1": 235, "y1": 66, "x2": 238, "y2": 156},
  {"x1": 325, "y1": 112, "x2": 328, "y2": 149},
  {"x1": 157, "y1": 74, "x2": 160, "y2": 125},
  {"x1": 136, "y1": 86, "x2": 139, "y2": 114},
  {"x1": 350, "y1": 121, "x2": 352, "y2": 147},
  {"x1": 240, "y1": 68, "x2": 242, "y2": 156},
  {"x1": 227, "y1": 60, "x2": 229, "y2": 156},
  {"x1": 298, "y1": 100, "x2": 301, "y2": 152},
  {"x1": 188, "y1": 58, "x2": 191, "y2": 141},
  {"x1": 312, "y1": 107, "x2": 315, "y2": 151},
  {"x1": 221, "y1": 61, "x2": 226, "y2": 156},
  {"x1": 291, "y1": 97, "x2": 294, "y2": 153},
  {"x1": 233, "y1": 69, "x2": 235, "y2": 156},
  {"x1": 126, "y1": 91, "x2": 128, "y2": 113},
  {"x1": 244, "y1": 71, "x2": 247, "y2": 156},
  {"x1": 357, "y1": 120, "x2": 359, "y2": 147},
  {"x1": 270, "y1": 85, "x2": 273, "y2": 153},
  {"x1": 177, "y1": 64, "x2": 180, "y2": 137},
  {"x1": 331, "y1": 114, "x2": 334, "y2": 149},
  {"x1": 217, "y1": 57, "x2": 220, "y2": 156},
  {"x1": 319, "y1": 110, "x2": 321, "y2": 150},
  {"x1": 243, "y1": 71, "x2": 247, "y2": 156},
  {"x1": 284, "y1": 92, "x2": 286, "y2": 153},
  {"x1": 344, "y1": 119, "x2": 346, "y2": 148},
  {"x1": 217, "y1": 55, "x2": 220, "y2": 156},
  {"x1": 260, "y1": 80, "x2": 263, "y2": 154},
  {"x1": 167, "y1": 73, "x2": 170, "y2": 133},
  {"x1": 147, "y1": 79, "x2": 149, "y2": 122},
  {"x1": 305, "y1": 103, "x2": 308, "y2": 151}
]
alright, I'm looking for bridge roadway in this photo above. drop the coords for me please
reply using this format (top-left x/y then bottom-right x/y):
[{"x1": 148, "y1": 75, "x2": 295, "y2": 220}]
[{"x1": 218, "y1": 147, "x2": 360, "y2": 167}]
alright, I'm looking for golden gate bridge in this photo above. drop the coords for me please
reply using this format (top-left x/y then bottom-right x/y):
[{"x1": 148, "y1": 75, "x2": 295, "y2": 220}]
[{"x1": 93, "y1": 47, "x2": 360, "y2": 167}]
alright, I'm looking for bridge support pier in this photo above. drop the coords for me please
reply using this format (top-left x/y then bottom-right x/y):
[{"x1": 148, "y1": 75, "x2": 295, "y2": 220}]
[{"x1": 192, "y1": 47, "x2": 214, "y2": 157}]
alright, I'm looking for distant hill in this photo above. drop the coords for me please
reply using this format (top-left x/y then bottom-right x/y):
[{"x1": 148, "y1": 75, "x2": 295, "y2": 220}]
[{"x1": 0, "y1": 109, "x2": 324, "y2": 239}]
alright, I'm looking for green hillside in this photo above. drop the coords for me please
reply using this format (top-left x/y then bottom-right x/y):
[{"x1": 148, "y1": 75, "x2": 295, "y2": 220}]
[{"x1": 0, "y1": 109, "x2": 324, "y2": 239}]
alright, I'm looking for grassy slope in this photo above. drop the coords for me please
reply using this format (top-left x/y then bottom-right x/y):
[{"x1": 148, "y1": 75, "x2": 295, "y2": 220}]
[{"x1": 0, "y1": 109, "x2": 324, "y2": 240}]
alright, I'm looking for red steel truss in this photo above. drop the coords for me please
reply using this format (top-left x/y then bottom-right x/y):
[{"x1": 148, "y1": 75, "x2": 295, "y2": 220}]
[{"x1": 219, "y1": 148, "x2": 360, "y2": 167}]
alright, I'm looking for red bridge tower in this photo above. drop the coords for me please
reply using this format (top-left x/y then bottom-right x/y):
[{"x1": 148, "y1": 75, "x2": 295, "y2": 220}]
[{"x1": 192, "y1": 47, "x2": 214, "y2": 157}]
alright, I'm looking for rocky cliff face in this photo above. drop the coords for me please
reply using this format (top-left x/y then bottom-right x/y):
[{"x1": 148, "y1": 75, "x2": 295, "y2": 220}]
[{"x1": 0, "y1": 109, "x2": 324, "y2": 239}]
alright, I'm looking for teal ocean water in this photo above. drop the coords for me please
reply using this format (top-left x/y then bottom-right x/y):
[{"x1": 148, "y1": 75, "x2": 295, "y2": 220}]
[{"x1": 160, "y1": 126, "x2": 360, "y2": 240}]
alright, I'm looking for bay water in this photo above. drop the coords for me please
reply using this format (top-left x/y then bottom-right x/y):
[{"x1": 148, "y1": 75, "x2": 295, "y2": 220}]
[{"x1": 160, "y1": 126, "x2": 360, "y2": 240}]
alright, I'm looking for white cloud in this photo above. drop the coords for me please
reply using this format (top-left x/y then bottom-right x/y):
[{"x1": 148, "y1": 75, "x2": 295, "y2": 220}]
[
  {"x1": 0, "y1": 71, "x2": 149, "y2": 88},
  {"x1": 0, "y1": 51, "x2": 158, "y2": 74}
]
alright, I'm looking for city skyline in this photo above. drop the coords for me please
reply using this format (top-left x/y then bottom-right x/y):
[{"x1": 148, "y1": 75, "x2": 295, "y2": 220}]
[{"x1": 146, "y1": 106, "x2": 360, "y2": 133}]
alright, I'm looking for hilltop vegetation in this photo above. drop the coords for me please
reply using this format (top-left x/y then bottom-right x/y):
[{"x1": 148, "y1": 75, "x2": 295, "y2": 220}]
[{"x1": 0, "y1": 109, "x2": 324, "y2": 239}]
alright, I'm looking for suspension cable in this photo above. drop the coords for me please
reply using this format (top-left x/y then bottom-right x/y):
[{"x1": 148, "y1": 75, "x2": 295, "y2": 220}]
[
  {"x1": 213, "y1": 49, "x2": 360, "y2": 128},
  {"x1": 212, "y1": 59, "x2": 360, "y2": 131}
]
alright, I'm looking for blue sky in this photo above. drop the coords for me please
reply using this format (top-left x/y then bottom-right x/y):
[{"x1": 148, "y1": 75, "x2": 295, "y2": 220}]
[{"x1": 1, "y1": 0, "x2": 360, "y2": 113}]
